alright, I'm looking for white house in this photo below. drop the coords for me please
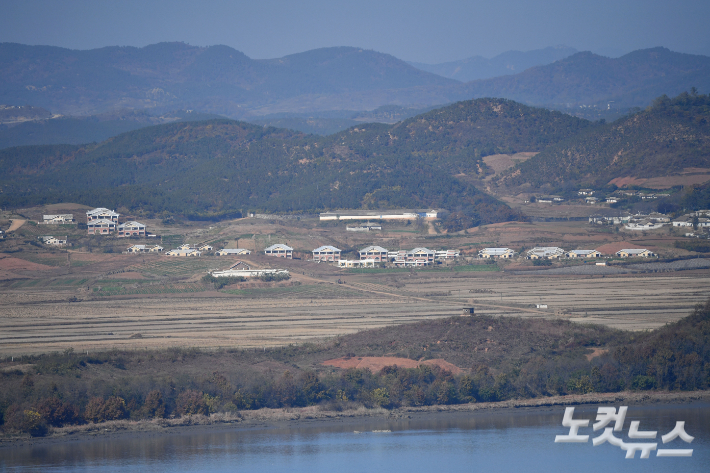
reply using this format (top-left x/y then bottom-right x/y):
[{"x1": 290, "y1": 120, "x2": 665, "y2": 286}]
[
  {"x1": 526, "y1": 247, "x2": 565, "y2": 259},
  {"x1": 479, "y1": 248, "x2": 516, "y2": 259},
  {"x1": 567, "y1": 250, "x2": 602, "y2": 258},
  {"x1": 312, "y1": 245, "x2": 341, "y2": 262},
  {"x1": 40, "y1": 235, "x2": 66, "y2": 246},
  {"x1": 215, "y1": 248, "x2": 251, "y2": 256},
  {"x1": 404, "y1": 247, "x2": 436, "y2": 264},
  {"x1": 264, "y1": 244, "x2": 293, "y2": 259},
  {"x1": 673, "y1": 215, "x2": 710, "y2": 227},
  {"x1": 117, "y1": 221, "x2": 146, "y2": 237},
  {"x1": 165, "y1": 248, "x2": 201, "y2": 257},
  {"x1": 359, "y1": 245, "x2": 389, "y2": 261},
  {"x1": 198, "y1": 244, "x2": 214, "y2": 251},
  {"x1": 87, "y1": 219, "x2": 116, "y2": 235},
  {"x1": 43, "y1": 214, "x2": 73, "y2": 224},
  {"x1": 86, "y1": 208, "x2": 119, "y2": 222},
  {"x1": 625, "y1": 220, "x2": 665, "y2": 231},
  {"x1": 435, "y1": 249, "x2": 460, "y2": 260},
  {"x1": 616, "y1": 249, "x2": 655, "y2": 258}
]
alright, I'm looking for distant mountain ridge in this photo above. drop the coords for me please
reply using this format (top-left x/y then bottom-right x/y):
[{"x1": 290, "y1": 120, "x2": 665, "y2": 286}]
[
  {"x1": 408, "y1": 46, "x2": 578, "y2": 82},
  {"x1": 0, "y1": 42, "x2": 456, "y2": 117},
  {"x1": 1, "y1": 42, "x2": 709, "y2": 122},
  {"x1": 460, "y1": 48, "x2": 710, "y2": 112},
  {"x1": 0, "y1": 108, "x2": 225, "y2": 148}
]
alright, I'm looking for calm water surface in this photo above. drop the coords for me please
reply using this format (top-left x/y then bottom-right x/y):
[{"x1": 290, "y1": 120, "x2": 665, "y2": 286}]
[{"x1": 1, "y1": 404, "x2": 708, "y2": 472}]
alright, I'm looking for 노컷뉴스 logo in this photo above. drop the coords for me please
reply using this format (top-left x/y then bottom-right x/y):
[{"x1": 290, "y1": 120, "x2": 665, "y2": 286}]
[{"x1": 555, "y1": 406, "x2": 694, "y2": 459}]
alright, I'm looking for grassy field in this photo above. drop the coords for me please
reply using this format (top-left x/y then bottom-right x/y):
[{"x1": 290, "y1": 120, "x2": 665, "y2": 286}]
[{"x1": 222, "y1": 283, "x2": 363, "y2": 298}]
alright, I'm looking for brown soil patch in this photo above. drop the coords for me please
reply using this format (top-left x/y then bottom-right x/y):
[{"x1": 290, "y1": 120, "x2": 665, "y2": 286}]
[
  {"x1": 483, "y1": 152, "x2": 537, "y2": 175},
  {"x1": 0, "y1": 255, "x2": 53, "y2": 271},
  {"x1": 7, "y1": 219, "x2": 25, "y2": 232},
  {"x1": 595, "y1": 241, "x2": 644, "y2": 255},
  {"x1": 609, "y1": 174, "x2": 710, "y2": 189},
  {"x1": 585, "y1": 348, "x2": 608, "y2": 361},
  {"x1": 322, "y1": 356, "x2": 463, "y2": 375}
]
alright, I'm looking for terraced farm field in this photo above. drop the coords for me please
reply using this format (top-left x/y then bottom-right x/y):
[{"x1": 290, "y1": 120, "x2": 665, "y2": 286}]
[
  {"x1": 132, "y1": 258, "x2": 226, "y2": 277},
  {"x1": 93, "y1": 282, "x2": 209, "y2": 296},
  {"x1": 1, "y1": 269, "x2": 708, "y2": 356}
]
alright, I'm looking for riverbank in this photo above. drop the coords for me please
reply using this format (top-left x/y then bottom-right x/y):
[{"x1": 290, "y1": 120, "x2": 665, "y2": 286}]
[{"x1": 3, "y1": 389, "x2": 709, "y2": 448}]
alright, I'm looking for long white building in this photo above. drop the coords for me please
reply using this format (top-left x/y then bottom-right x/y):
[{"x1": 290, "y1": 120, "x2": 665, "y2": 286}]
[{"x1": 320, "y1": 209, "x2": 442, "y2": 221}]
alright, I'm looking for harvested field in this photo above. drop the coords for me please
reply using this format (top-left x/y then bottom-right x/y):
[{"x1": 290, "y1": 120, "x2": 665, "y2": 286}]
[
  {"x1": 322, "y1": 356, "x2": 463, "y2": 374},
  {"x1": 1, "y1": 270, "x2": 708, "y2": 355},
  {"x1": 0, "y1": 255, "x2": 53, "y2": 272},
  {"x1": 513, "y1": 258, "x2": 710, "y2": 275}
]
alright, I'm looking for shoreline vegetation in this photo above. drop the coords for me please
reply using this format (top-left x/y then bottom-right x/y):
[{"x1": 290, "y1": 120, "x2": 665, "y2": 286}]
[
  {"x1": 3, "y1": 390, "x2": 709, "y2": 445},
  {"x1": 2, "y1": 299, "x2": 708, "y2": 441}
]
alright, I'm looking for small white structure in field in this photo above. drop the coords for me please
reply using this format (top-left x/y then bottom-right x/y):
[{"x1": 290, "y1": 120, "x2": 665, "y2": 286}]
[
  {"x1": 211, "y1": 268, "x2": 289, "y2": 278},
  {"x1": 215, "y1": 248, "x2": 251, "y2": 256},
  {"x1": 43, "y1": 214, "x2": 74, "y2": 224},
  {"x1": 126, "y1": 244, "x2": 163, "y2": 253},
  {"x1": 338, "y1": 259, "x2": 376, "y2": 268},
  {"x1": 40, "y1": 235, "x2": 66, "y2": 246}
]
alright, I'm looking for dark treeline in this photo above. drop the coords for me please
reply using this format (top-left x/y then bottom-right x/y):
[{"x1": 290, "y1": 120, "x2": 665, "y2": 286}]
[{"x1": 1, "y1": 299, "x2": 708, "y2": 437}]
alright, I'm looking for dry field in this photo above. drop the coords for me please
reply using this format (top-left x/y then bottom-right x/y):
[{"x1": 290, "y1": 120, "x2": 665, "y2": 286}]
[{"x1": 1, "y1": 268, "x2": 707, "y2": 356}]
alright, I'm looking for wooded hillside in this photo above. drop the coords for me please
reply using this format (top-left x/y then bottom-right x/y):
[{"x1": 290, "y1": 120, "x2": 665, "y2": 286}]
[
  {"x1": 0, "y1": 98, "x2": 589, "y2": 226},
  {"x1": 499, "y1": 92, "x2": 710, "y2": 188}
]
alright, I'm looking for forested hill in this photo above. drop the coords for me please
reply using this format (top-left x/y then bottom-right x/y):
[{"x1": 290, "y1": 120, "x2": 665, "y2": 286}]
[
  {"x1": 0, "y1": 98, "x2": 590, "y2": 227},
  {"x1": 498, "y1": 92, "x2": 710, "y2": 188}
]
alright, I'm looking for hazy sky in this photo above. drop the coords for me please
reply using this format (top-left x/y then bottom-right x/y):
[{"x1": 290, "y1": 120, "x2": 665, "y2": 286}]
[{"x1": 2, "y1": 0, "x2": 709, "y2": 63}]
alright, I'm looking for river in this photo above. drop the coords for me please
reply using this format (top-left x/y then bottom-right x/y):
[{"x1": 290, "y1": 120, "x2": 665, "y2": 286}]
[{"x1": 1, "y1": 404, "x2": 708, "y2": 472}]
